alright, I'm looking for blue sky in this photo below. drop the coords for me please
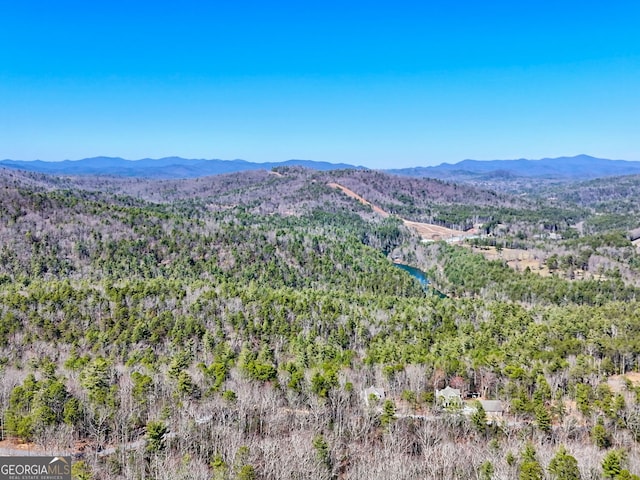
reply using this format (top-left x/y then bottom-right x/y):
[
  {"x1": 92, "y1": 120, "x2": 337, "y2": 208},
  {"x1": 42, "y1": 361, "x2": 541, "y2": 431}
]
[{"x1": 1, "y1": 1, "x2": 638, "y2": 168}]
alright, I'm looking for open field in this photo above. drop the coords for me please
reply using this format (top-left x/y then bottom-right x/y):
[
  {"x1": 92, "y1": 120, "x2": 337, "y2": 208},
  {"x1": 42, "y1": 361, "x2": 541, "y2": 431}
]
[
  {"x1": 466, "y1": 245, "x2": 551, "y2": 275},
  {"x1": 608, "y1": 372, "x2": 640, "y2": 393},
  {"x1": 465, "y1": 245, "x2": 611, "y2": 281},
  {"x1": 403, "y1": 219, "x2": 470, "y2": 241}
]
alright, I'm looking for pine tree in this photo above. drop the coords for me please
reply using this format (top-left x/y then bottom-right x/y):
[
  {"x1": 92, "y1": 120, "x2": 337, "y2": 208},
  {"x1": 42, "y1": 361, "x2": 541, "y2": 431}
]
[
  {"x1": 548, "y1": 446, "x2": 581, "y2": 480},
  {"x1": 592, "y1": 417, "x2": 612, "y2": 449},
  {"x1": 520, "y1": 461, "x2": 544, "y2": 480},
  {"x1": 313, "y1": 434, "x2": 332, "y2": 472},
  {"x1": 380, "y1": 399, "x2": 396, "y2": 427},
  {"x1": 602, "y1": 449, "x2": 625, "y2": 479},
  {"x1": 617, "y1": 471, "x2": 640, "y2": 480},
  {"x1": 479, "y1": 461, "x2": 494, "y2": 480},
  {"x1": 520, "y1": 443, "x2": 544, "y2": 480},
  {"x1": 472, "y1": 401, "x2": 488, "y2": 434},
  {"x1": 145, "y1": 421, "x2": 168, "y2": 453},
  {"x1": 535, "y1": 403, "x2": 552, "y2": 434}
]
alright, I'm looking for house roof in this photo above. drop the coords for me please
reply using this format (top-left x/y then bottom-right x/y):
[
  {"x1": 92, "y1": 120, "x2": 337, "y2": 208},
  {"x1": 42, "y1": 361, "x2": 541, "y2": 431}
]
[
  {"x1": 479, "y1": 400, "x2": 503, "y2": 412},
  {"x1": 362, "y1": 386, "x2": 385, "y2": 398},
  {"x1": 436, "y1": 386, "x2": 461, "y2": 398}
]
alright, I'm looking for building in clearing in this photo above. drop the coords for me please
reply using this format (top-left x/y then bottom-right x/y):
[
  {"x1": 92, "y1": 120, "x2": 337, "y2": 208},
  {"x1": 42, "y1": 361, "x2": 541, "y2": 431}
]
[
  {"x1": 479, "y1": 400, "x2": 504, "y2": 417},
  {"x1": 463, "y1": 399, "x2": 505, "y2": 418},
  {"x1": 362, "y1": 387, "x2": 385, "y2": 407},
  {"x1": 436, "y1": 386, "x2": 462, "y2": 408}
]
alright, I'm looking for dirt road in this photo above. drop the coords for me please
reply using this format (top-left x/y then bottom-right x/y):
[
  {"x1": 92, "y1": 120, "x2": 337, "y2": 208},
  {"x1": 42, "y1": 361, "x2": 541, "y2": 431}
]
[{"x1": 328, "y1": 182, "x2": 471, "y2": 241}]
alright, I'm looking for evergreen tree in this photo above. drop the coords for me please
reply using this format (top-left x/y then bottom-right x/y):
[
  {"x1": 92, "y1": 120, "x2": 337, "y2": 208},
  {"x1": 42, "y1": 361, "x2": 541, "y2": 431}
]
[
  {"x1": 479, "y1": 461, "x2": 494, "y2": 480},
  {"x1": 520, "y1": 461, "x2": 544, "y2": 480},
  {"x1": 592, "y1": 417, "x2": 612, "y2": 449},
  {"x1": 520, "y1": 443, "x2": 544, "y2": 480},
  {"x1": 535, "y1": 403, "x2": 552, "y2": 434},
  {"x1": 313, "y1": 434, "x2": 332, "y2": 472},
  {"x1": 602, "y1": 450, "x2": 625, "y2": 479},
  {"x1": 380, "y1": 400, "x2": 396, "y2": 427},
  {"x1": 548, "y1": 446, "x2": 581, "y2": 480},
  {"x1": 472, "y1": 400, "x2": 488, "y2": 434},
  {"x1": 617, "y1": 471, "x2": 640, "y2": 480},
  {"x1": 145, "y1": 421, "x2": 168, "y2": 453}
]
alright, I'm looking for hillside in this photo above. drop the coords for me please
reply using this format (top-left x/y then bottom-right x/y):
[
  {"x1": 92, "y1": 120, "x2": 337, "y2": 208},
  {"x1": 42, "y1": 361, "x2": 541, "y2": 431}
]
[
  {"x1": 0, "y1": 168, "x2": 640, "y2": 479},
  {"x1": 38, "y1": 166, "x2": 570, "y2": 230}
]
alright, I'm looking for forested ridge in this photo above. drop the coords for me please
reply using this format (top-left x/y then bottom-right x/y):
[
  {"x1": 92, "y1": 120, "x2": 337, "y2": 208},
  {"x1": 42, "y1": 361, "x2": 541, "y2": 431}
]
[{"x1": 1, "y1": 167, "x2": 640, "y2": 479}]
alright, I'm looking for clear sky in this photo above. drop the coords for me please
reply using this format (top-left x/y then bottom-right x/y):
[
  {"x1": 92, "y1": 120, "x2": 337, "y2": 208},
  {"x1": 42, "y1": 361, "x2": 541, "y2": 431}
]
[{"x1": 1, "y1": 1, "x2": 639, "y2": 168}]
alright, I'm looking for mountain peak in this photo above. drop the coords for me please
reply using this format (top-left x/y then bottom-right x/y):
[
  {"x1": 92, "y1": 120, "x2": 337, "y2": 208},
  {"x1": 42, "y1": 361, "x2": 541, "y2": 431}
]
[{"x1": 387, "y1": 155, "x2": 640, "y2": 180}]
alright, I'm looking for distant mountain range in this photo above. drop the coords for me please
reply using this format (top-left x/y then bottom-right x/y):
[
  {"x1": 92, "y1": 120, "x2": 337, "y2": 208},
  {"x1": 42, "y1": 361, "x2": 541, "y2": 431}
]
[
  {"x1": 2, "y1": 154, "x2": 640, "y2": 180},
  {"x1": 387, "y1": 155, "x2": 640, "y2": 180},
  {"x1": 0, "y1": 157, "x2": 364, "y2": 179}
]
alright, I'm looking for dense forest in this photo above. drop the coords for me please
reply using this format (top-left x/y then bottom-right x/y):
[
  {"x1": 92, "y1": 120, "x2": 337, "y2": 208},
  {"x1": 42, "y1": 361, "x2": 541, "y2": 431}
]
[{"x1": 1, "y1": 166, "x2": 640, "y2": 479}]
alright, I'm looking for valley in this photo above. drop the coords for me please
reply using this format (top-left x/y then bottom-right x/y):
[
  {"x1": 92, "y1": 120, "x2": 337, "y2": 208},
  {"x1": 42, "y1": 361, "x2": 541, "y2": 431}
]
[{"x1": 0, "y1": 164, "x2": 640, "y2": 479}]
